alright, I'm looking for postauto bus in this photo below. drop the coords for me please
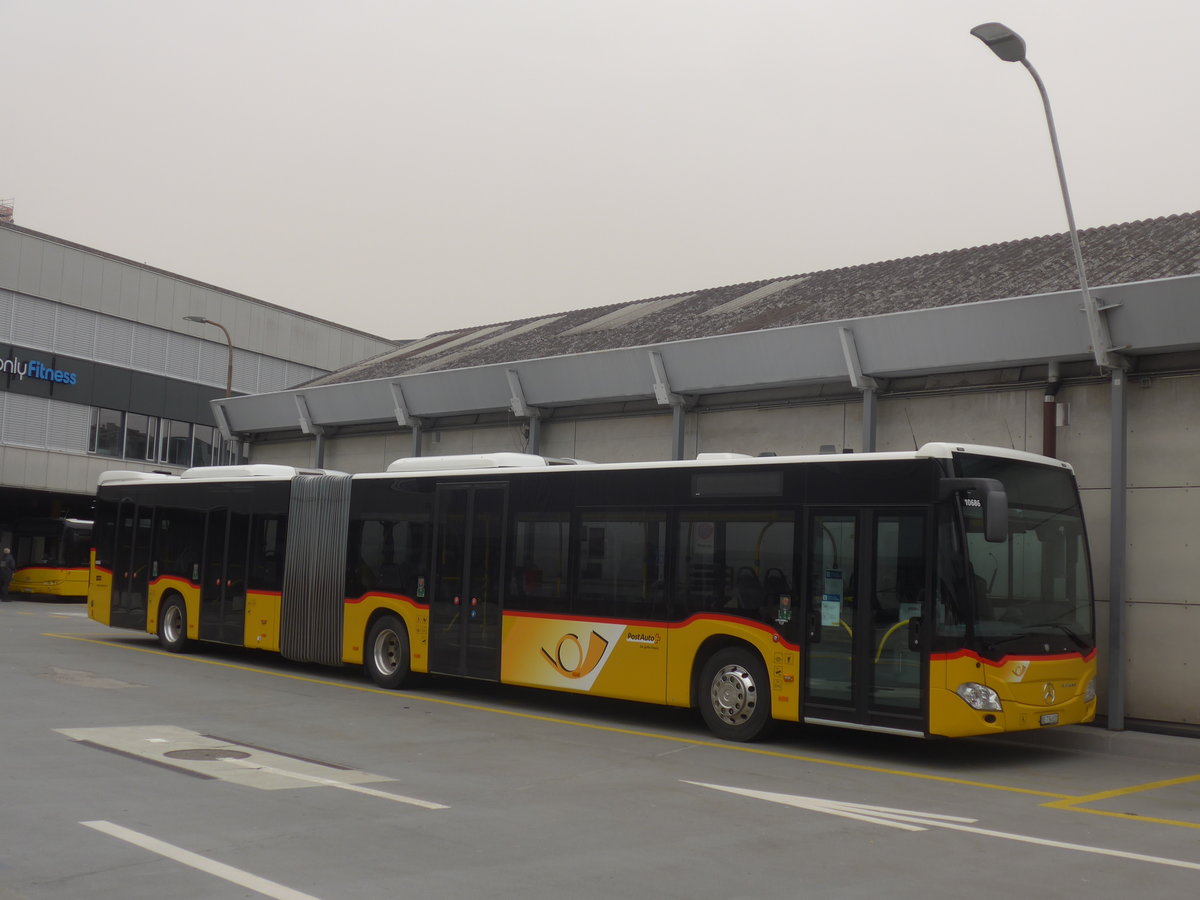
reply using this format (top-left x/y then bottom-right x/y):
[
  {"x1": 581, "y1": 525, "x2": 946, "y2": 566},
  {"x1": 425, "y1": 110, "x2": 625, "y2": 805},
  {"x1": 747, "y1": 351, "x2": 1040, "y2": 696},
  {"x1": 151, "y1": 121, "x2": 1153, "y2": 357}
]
[{"x1": 88, "y1": 443, "x2": 1096, "y2": 741}]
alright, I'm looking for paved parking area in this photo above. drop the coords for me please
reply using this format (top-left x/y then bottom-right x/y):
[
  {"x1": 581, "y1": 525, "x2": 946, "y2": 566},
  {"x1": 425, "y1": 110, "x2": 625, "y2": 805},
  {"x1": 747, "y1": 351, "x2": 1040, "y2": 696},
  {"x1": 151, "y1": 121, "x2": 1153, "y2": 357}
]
[{"x1": 3, "y1": 599, "x2": 1199, "y2": 899}]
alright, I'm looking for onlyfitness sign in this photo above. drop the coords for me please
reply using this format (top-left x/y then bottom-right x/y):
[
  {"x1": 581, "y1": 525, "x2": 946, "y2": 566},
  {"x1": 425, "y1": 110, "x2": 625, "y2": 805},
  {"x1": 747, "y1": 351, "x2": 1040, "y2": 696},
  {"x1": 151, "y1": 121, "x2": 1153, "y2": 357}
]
[{"x1": 1, "y1": 355, "x2": 79, "y2": 385}]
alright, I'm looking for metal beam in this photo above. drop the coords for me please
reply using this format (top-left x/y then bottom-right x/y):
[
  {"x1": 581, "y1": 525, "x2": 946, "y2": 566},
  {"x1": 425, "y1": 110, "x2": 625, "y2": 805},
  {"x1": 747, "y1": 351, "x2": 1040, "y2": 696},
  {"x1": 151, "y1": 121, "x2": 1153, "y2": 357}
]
[
  {"x1": 649, "y1": 351, "x2": 683, "y2": 407},
  {"x1": 838, "y1": 327, "x2": 879, "y2": 391},
  {"x1": 861, "y1": 388, "x2": 877, "y2": 453},
  {"x1": 506, "y1": 368, "x2": 539, "y2": 420},
  {"x1": 294, "y1": 394, "x2": 321, "y2": 436},
  {"x1": 527, "y1": 415, "x2": 542, "y2": 455},
  {"x1": 1107, "y1": 369, "x2": 1128, "y2": 730},
  {"x1": 671, "y1": 403, "x2": 685, "y2": 461},
  {"x1": 389, "y1": 381, "x2": 413, "y2": 427},
  {"x1": 211, "y1": 403, "x2": 233, "y2": 442}
]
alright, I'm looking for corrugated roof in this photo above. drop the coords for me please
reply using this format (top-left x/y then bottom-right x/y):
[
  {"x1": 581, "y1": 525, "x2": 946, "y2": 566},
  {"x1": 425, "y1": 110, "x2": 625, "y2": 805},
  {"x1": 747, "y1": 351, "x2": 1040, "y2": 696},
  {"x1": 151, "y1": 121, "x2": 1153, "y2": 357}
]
[{"x1": 307, "y1": 212, "x2": 1200, "y2": 387}]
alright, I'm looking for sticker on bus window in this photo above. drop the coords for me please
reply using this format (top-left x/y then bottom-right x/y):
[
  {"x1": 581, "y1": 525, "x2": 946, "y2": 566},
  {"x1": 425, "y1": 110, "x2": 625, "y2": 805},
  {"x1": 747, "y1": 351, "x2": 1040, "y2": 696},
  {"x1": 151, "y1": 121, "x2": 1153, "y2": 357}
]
[
  {"x1": 775, "y1": 595, "x2": 793, "y2": 625},
  {"x1": 822, "y1": 569, "x2": 844, "y2": 627},
  {"x1": 417, "y1": 576, "x2": 426, "y2": 599},
  {"x1": 899, "y1": 602, "x2": 921, "y2": 621},
  {"x1": 824, "y1": 569, "x2": 843, "y2": 597},
  {"x1": 821, "y1": 597, "x2": 842, "y2": 627}
]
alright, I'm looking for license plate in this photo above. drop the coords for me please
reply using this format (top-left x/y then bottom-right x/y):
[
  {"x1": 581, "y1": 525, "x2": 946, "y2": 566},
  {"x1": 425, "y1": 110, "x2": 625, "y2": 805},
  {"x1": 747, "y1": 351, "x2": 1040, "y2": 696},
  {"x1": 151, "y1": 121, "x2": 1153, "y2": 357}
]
[{"x1": 1039, "y1": 713, "x2": 1060, "y2": 726}]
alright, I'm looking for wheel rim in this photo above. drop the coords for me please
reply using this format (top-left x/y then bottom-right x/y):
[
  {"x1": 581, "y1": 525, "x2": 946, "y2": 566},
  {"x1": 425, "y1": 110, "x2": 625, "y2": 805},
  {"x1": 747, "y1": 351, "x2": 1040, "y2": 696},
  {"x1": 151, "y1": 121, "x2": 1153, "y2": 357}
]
[
  {"x1": 710, "y1": 663, "x2": 758, "y2": 726},
  {"x1": 163, "y1": 605, "x2": 183, "y2": 643},
  {"x1": 373, "y1": 628, "x2": 400, "y2": 676}
]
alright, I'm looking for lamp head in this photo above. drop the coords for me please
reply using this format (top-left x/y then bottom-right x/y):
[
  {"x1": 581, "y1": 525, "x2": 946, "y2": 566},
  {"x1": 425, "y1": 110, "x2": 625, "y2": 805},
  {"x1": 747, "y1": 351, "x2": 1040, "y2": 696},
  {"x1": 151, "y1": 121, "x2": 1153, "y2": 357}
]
[
  {"x1": 971, "y1": 22, "x2": 1026, "y2": 63},
  {"x1": 183, "y1": 315, "x2": 209, "y2": 324}
]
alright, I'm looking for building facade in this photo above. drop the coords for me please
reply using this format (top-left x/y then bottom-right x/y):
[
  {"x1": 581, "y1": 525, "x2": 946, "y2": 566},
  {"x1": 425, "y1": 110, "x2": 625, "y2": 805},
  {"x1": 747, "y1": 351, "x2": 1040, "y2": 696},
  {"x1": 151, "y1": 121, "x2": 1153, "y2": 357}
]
[
  {"x1": 0, "y1": 222, "x2": 397, "y2": 531},
  {"x1": 215, "y1": 213, "x2": 1200, "y2": 731}
]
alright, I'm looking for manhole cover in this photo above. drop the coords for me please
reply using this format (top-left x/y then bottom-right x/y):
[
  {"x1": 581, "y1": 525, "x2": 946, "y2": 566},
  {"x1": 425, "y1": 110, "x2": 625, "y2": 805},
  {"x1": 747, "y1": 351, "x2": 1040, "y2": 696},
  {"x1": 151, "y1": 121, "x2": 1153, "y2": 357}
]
[{"x1": 164, "y1": 748, "x2": 251, "y2": 761}]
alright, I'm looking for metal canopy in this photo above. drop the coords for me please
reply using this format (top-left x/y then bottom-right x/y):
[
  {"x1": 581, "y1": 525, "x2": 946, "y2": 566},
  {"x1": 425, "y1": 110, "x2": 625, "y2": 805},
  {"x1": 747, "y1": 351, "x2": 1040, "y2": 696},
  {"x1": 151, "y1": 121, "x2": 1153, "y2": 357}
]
[{"x1": 214, "y1": 274, "x2": 1200, "y2": 437}]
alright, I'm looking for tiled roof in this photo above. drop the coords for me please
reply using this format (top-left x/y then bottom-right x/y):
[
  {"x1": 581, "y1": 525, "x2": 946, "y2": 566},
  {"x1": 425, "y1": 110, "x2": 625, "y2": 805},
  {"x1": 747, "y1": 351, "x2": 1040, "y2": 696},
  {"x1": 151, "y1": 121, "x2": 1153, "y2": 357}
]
[{"x1": 309, "y1": 212, "x2": 1200, "y2": 386}]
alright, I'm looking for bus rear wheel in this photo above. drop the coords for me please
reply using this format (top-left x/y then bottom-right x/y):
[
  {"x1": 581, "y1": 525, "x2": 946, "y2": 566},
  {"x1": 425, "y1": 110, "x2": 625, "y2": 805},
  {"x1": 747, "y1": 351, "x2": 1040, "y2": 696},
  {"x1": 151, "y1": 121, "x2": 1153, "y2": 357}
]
[
  {"x1": 365, "y1": 615, "x2": 410, "y2": 689},
  {"x1": 158, "y1": 597, "x2": 191, "y2": 653},
  {"x1": 699, "y1": 647, "x2": 775, "y2": 742}
]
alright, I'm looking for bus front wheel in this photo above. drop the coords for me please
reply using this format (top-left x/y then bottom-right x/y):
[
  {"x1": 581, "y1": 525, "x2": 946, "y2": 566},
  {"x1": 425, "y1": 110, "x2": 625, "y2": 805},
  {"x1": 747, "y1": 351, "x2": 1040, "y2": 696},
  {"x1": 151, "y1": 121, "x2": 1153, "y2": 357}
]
[
  {"x1": 365, "y1": 615, "x2": 410, "y2": 689},
  {"x1": 158, "y1": 597, "x2": 191, "y2": 653},
  {"x1": 698, "y1": 647, "x2": 775, "y2": 742}
]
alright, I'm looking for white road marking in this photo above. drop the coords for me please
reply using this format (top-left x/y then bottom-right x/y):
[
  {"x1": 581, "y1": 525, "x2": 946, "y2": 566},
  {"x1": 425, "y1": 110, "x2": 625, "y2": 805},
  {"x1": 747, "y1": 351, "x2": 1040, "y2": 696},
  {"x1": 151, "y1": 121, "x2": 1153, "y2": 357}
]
[
  {"x1": 58, "y1": 725, "x2": 447, "y2": 809},
  {"x1": 219, "y1": 756, "x2": 448, "y2": 809},
  {"x1": 81, "y1": 820, "x2": 324, "y2": 900},
  {"x1": 685, "y1": 781, "x2": 1200, "y2": 872}
]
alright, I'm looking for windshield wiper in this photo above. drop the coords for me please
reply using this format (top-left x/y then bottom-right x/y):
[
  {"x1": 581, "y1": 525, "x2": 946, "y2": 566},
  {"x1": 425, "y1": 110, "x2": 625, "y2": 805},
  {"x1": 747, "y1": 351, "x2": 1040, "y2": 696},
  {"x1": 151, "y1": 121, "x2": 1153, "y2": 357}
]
[
  {"x1": 1026, "y1": 622, "x2": 1091, "y2": 650},
  {"x1": 981, "y1": 623, "x2": 1090, "y2": 652}
]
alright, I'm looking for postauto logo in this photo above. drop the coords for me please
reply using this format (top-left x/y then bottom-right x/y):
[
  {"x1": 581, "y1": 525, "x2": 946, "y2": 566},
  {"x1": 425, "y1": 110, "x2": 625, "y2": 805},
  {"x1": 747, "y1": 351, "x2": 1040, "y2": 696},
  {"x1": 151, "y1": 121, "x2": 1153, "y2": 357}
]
[
  {"x1": 0, "y1": 355, "x2": 78, "y2": 385},
  {"x1": 541, "y1": 631, "x2": 611, "y2": 679}
]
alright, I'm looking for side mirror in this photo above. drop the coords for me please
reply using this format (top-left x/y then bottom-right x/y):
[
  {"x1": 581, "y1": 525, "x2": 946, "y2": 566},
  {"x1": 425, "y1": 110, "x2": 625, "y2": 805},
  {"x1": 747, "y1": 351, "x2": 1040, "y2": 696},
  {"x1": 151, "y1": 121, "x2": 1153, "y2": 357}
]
[{"x1": 939, "y1": 477, "x2": 1008, "y2": 543}]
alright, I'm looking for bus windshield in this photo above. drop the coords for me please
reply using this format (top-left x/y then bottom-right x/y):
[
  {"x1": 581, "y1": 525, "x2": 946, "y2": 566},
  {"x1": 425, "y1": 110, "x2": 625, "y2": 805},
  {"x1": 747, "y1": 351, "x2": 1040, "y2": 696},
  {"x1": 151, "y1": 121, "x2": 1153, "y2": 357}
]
[{"x1": 954, "y1": 453, "x2": 1095, "y2": 658}]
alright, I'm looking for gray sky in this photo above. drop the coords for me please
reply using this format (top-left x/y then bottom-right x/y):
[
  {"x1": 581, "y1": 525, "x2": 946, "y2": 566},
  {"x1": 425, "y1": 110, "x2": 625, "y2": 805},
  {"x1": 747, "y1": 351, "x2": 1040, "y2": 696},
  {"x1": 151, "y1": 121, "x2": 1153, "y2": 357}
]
[{"x1": 5, "y1": 1, "x2": 1198, "y2": 340}]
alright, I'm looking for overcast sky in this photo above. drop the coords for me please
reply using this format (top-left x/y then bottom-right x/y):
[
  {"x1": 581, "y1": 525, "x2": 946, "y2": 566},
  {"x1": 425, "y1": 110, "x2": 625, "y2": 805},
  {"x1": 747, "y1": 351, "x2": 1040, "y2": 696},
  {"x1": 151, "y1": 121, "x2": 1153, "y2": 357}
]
[{"x1": 5, "y1": 1, "x2": 1198, "y2": 341}]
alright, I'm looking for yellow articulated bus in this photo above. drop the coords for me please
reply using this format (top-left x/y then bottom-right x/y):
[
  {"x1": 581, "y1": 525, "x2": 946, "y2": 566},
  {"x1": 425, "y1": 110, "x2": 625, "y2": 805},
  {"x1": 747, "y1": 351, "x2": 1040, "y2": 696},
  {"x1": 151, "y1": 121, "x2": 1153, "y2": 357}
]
[
  {"x1": 10, "y1": 517, "x2": 93, "y2": 600},
  {"x1": 88, "y1": 443, "x2": 1096, "y2": 741}
]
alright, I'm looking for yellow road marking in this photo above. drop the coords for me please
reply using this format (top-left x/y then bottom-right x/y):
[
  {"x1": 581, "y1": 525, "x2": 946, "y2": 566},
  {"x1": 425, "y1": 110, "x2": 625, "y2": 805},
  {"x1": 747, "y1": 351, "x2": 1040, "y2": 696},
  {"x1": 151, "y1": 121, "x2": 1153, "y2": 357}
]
[
  {"x1": 1042, "y1": 774, "x2": 1200, "y2": 830},
  {"x1": 45, "y1": 630, "x2": 1200, "y2": 828}
]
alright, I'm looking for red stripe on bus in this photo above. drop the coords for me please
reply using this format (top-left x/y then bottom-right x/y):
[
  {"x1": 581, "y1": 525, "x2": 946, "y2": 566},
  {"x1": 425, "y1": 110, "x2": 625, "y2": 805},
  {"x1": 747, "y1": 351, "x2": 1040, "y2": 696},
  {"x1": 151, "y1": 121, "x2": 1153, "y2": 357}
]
[{"x1": 931, "y1": 647, "x2": 1096, "y2": 666}]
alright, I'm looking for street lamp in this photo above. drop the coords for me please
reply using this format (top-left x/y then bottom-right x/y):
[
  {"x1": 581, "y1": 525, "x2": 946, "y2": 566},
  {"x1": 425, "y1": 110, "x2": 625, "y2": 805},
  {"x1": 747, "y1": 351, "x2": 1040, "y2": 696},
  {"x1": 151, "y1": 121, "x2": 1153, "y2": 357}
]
[
  {"x1": 970, "y1": 22, "x2": 1127, "y2": 372},
  {"x1": 183, "y1": 315, "x2": 233, "y2": 398},
  {"x1": 971, "y1": 23, "x2": 1130, "y2": 732}
]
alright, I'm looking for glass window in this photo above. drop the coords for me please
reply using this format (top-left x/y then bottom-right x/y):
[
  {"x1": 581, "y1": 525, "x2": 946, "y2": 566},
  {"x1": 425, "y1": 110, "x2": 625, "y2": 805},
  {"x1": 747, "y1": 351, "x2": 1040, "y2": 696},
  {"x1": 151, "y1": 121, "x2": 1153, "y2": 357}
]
[
  {"x1": 575, "y1": 511, "x2": 666, "y2": 620},
  {"x1": 160, "y1": 419, "x2": 192, "y2": 467},
  {"x1": 349, "y1": 515, "x2": 431, "y2": 598},
  {"x1": 192, "y1": 424, "x2": 217, "y2": 468},
  {"x1": 955, "y1": 454, "x2": 1094, "y2": 654},
  {"x1": 934, "y1": 507, "x2": 970, "y2": 644},
  {"x1": 248, "y1": 515, "x2": 287, "y2": 591},
  {"x1": 509, "y1": 513, "x2": 570, "y2": 611},
  {"x1": 62, "y1": 526, "x2": 91, "y2": 568},
  {"x1": 674, "y1": 511, "x2": 794, "y2": 623},
  {"x1": 124, "y1": 413, "x2": 157, "y2": 461},
  {"x1": 154, "y1": 508, "x2": 205, "y2": 581},
  {"x1": 870, "y1": 513, "x2": 925, "y2": 711},
  {"x1": 807, "y1": 513, "x2": 857, "y2": 707},
  {"x1": 90, "y1": 408, "x2": 124, "y2": 457}
]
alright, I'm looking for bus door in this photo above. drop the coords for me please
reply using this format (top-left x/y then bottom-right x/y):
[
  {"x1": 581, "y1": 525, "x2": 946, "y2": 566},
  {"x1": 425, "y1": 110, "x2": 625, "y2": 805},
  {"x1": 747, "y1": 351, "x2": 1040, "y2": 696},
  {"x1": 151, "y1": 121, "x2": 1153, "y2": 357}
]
[
  {"x1": 428, "y1": 483, "x2": 506, "y2": 679},
  {"x1": 110, "y1": 500, "x2": 153, "y2": 629},
  {"x1": 199, "y1": 509, "x2": 249, "y2": 645},
  {"x1": 803, "y1": 509, "x2": 929, "y2": 733}
]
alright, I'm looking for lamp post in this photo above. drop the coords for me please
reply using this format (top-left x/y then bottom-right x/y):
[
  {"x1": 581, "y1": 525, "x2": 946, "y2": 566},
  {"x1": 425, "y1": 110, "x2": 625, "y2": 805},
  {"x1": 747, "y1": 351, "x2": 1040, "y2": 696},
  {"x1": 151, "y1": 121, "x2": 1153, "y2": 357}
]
[
  {"x1": 971, "y1": 22, "x2": 1129, "y2": 731},
  {"x1": 970, "y1": 22, "x2": 1126, "y2": 373},
  {"x1": 183, "y1": 315, "x2": 233, "y2": 398}
]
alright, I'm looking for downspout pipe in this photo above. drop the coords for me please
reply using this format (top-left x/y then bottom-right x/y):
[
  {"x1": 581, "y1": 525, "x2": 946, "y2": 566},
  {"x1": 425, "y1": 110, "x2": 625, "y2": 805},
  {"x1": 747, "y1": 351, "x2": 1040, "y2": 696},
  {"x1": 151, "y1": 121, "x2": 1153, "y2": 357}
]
[{"x1": 1043, "y1": 361, "x2": 1061, "y2": 459}]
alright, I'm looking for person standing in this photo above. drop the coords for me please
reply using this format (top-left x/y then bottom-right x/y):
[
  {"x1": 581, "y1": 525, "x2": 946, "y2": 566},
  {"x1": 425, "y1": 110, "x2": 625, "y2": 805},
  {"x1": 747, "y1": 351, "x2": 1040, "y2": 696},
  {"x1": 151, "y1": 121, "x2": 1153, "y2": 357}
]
[{"x1": 0, "y1": 548, "x2": 15, "y2": 601}]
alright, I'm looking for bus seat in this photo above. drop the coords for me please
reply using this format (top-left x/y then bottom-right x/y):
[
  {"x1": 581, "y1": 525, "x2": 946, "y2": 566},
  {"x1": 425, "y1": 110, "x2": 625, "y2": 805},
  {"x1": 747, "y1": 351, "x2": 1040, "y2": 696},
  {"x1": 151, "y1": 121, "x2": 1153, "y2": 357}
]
[{"x1": 733, "y1": 567, "x2": 764, "y2": 610}]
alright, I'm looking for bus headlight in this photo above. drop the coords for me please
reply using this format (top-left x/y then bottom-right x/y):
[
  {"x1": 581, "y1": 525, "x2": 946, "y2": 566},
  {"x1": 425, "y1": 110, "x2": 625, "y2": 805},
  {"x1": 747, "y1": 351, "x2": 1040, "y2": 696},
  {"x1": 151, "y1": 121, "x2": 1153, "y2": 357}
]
[
  {"x1": 955, "y1": 682, "x2": 1002, "y2": 711},
  {"x1": 1083, "y1": 678, "x2": 1096, "y2": 702}
]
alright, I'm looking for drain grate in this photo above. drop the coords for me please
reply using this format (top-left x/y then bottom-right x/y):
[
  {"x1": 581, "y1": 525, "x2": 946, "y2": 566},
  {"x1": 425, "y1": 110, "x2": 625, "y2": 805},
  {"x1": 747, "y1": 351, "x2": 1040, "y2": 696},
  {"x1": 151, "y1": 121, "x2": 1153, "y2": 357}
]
[{"x1": 164, "y1": 748, "x2": 251, "y2": 761}]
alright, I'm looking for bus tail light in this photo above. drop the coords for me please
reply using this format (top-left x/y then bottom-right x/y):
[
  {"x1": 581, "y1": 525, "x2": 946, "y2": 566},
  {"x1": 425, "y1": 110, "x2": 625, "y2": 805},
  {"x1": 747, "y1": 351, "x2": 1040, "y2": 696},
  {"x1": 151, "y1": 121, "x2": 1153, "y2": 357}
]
[{"x1": 956, "y1": 682, "x2": 1002, "y2": 711}]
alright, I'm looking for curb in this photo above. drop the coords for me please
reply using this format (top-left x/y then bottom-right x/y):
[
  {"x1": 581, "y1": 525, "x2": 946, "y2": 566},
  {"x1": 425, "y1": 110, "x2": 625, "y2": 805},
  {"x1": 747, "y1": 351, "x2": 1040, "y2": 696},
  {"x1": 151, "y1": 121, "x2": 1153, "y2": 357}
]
[{"x1": 982, "y1": 724, "x2": 1200, "y2": 765}]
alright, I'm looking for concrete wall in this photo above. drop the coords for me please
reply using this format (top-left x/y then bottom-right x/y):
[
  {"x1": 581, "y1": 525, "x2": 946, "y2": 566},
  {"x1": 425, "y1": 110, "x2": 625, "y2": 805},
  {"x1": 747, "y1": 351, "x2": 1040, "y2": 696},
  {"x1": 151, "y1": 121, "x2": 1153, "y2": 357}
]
[
  {"x1": 1, "y1": 446, "x2": 167, "y2": 496},
  {"x1": 246, "y1": 372, "x2": 1200, "y2": 726}
]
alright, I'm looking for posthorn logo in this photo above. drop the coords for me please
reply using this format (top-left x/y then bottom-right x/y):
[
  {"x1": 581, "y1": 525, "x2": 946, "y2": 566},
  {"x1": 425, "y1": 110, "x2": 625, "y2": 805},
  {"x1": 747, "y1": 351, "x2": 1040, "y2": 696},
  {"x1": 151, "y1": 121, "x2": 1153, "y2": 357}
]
[{"x1": 541, "y1": 631, "x2": 610, "y2": 678}]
